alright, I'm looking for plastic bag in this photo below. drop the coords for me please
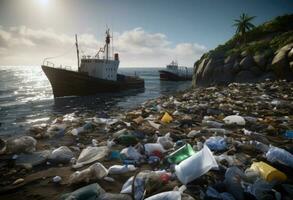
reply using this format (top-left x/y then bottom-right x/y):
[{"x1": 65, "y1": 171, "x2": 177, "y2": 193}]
[
  {"x1": 108, "y1": 165, "x2": 136, "y2": 175},
  {"x1": 223, "y1": 115, "x2": 246, "y2": 126},
  {"x1": 69, "y1": 162, "x2": 108, "y2": 185},
  {"x1": 205, "y1": 136, "x2": 227, "y2": 151},
  {"x1": 120, "y1": 146, "x2": 142, "y2": 161},
  {"x1": 6, "y1": 136, "x2": 37, "y2": 154},
  {"x1": 144, "y1": 143, "x2": 166, "y2": 155},
  {"x1": 48, "y1": 146, "x2": 74, "y2": 164},
  {"x1": 156, "y1": 133, "x2": 174, "y2": 150},
  {"x1": 74, "y1": 146, "x2": 109, "y2": 168}
]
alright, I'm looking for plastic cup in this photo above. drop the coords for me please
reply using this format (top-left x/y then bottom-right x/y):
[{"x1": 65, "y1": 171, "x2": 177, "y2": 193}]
[{"x1": 175, "y1": 145, "x2": 218, "y2": 185}]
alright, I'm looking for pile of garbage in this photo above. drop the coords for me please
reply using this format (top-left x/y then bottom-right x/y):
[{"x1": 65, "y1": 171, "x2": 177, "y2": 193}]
[{"x1": 0, "y1": 80, "x2": 292, "y2": 200}]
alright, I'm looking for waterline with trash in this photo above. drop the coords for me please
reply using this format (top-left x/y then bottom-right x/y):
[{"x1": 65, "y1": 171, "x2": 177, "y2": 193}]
[{"x1": 0, "y1": 66, "x2": 191, "y2": 136}]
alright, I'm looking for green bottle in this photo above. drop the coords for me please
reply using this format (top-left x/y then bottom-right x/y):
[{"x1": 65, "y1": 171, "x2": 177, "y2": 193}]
[
  {"x1": 166, "y1": 143, "x2": 196, "y2": 164},
  {"x1": 116, "y1": 134, "x2": 138, "y2": 146}
]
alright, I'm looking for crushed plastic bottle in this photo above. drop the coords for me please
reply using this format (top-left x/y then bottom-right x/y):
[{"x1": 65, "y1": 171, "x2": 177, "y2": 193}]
[{"x1": 266, "y1": 146, "x2": 293, "y2": 168}]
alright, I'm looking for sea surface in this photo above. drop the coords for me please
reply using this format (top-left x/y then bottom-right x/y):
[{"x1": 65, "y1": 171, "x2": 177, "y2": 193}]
[{"x1": 0, "y1": 66, "x2": 192, "y2": 136}]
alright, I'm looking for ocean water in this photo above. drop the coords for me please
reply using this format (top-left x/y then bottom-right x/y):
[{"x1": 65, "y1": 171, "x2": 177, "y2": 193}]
[{"x1": 0, "y1": 66, "x2": 192, "y2": 136}]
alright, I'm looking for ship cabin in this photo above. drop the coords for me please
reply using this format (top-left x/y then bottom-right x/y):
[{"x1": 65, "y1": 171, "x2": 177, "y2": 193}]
[
  {"x1": 78, "y1": 29, "x2": 120, "y2": 81},
  {"x1": 166, "y1": 61, "x2": 179, "y2": 72}
]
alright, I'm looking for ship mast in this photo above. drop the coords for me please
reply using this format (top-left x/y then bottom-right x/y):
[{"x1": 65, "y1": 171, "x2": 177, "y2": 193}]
[
  {"x1": 105, "y1": 29, "x2": 110, "y2": 60},
  {"x1": 75, "y1": 34, "x2": 80, "y2": 71}
]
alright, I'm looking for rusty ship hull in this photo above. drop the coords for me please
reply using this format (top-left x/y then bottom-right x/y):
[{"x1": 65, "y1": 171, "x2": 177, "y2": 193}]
[{"x1": 42, "y1": 65, "x2": 145, "y2": 97}]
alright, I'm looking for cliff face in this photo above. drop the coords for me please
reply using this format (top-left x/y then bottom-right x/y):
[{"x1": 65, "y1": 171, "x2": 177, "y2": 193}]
[{"x1": 193, "y1": 14, "x2": 293, "y2": 87}]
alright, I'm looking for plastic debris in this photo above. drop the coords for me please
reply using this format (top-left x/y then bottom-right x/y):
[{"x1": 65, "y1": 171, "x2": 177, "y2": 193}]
[
  {"x1": 161, "y1": 112, "x2": 173, "y2": 123},
  {"x1": 61, "y1": 183, "x2": 105, "y2": 200},
  {"x1": 5, "y1": 136, "x2": 37, "y2": 154},
  {"x1": 266, "y1": 146, "x2": 293, "y2": 168},
  {"x1": 120, "y1": 146, "x2": 143, "y2": 160},
  {"x1": 144, "y1": 191, "x2": 181, "y2": 200},
  {"x1": 175, "y1": 145, "x2": 218, "y2": 184},
  {"x1": 205, "y1": 136, "x2": 227, "y2": 151},
  {"x1": 108, "y1": 165, "x2": 136, "y2": 175},
  {"x1": 69, "y1": 163, "x2": 108, "y2": 185},
  {"x1": 249, "y1": 161, "x2": 287, "y2": 182},
  {"x1": 48, "y1": 146, "x2": 74, "y2": 164},
  {"x1": 166, "y1": 143, "x2": 196, "y2": 164},
  {"x1": 156, "y1": 133, "x2": 174, "y2": 149},
  {"x1": 74, "y1": 146, "x2": 109, "y2": 168},
  {"x1": 52, "y1": 176, "x2": 62, "y2": 183},
  {"x1": 223, "y1": 115, "x2": 246, "y2": 126}
]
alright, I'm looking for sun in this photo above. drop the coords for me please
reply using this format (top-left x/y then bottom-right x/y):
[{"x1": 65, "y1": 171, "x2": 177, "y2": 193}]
[{"x1": 38, "y1": 0, "x2": 49, "y2": 6}]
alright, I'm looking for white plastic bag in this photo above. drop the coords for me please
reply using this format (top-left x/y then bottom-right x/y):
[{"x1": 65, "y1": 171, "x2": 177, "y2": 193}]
[
  {"x1": 108, "y1": 165, "x2": 136, "y2": 175},
  {"x1": 223, "y1": 115, "x2": 246, "y2": 126},
  {"x1": 69, "y1": 162, "x2": 108, "y2": 185}
]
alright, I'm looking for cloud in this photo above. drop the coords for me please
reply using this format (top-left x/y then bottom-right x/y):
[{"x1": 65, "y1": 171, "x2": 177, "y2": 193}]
[{"x1": 0, "y1": 26, "x2": 207, "y2": 67}]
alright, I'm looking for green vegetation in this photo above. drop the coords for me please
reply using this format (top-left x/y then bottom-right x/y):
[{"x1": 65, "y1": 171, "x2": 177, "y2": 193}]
[
  {"x1": 207, "y1": 14, "x2": 293, "y2": 58},
  {"x1": 233, "y1": 13, "x2": 256, "y2": 43}
]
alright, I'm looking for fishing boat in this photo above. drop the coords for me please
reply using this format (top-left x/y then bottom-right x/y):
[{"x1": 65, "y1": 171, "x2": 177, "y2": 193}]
[
  {"x1": 42, "y1": 29, "x2": 144, "y2": 97},
  {"x1": 159, "y1": 61, "x2": 193, "y2": 81}
]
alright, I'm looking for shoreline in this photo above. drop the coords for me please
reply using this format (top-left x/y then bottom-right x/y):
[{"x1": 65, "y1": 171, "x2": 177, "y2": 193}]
[{"x1": 0, "y1": 80, "x2": 292, "y2": 199}]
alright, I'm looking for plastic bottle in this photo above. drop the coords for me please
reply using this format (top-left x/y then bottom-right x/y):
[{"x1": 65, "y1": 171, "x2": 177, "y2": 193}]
[
  {"x1": 166, "y1": 143, "x2": 196, "y2": 164},
  {"x1": 116, "y1": 134, "x2": 138, "y2": 146},
  {"x1": 266, "y1": 146, "x2": 293, "y2": 168},
  {"x1": 249, "y1": 161, "x2": 287, "y2": 182}
]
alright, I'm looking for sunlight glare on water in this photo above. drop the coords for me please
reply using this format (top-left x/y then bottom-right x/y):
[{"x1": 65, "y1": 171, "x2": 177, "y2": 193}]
[{"x1": 0, "y1": 66, "x2": 191, "y2": 136}]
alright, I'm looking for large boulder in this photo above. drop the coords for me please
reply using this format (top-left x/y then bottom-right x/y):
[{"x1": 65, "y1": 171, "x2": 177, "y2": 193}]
[
  {"x1": 240, "y1": 55, "x2": 256, "y2": 70},
  {"x1": 235, "y1": 70, "x2": 257, "y2": 83},
  {"x1": 271, "y1": 43, "x2": 293, "y2": 80},
  {"x1": 253, "y1": 54, "x2": 267, "y2": 69}
]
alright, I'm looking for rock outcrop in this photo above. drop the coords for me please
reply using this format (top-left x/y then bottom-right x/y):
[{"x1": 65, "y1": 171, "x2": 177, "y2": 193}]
[{"x1": 193, "y1": 14, "x2": 293, "y2": 87}]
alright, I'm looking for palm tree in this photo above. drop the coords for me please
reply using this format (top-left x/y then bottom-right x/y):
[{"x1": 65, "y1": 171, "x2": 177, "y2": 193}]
[{"x1": 233, "y1": 13, "x2": 256, "y2": 43}]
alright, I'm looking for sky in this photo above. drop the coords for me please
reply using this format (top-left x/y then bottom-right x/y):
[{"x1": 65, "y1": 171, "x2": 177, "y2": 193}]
[{"x1": 0, "y1": 0, "x2": 292, "y2": 67}]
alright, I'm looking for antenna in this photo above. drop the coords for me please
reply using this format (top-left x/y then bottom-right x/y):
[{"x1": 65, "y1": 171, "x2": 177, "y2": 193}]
[
  {"x1": 112, "y1": 31, "x2": 114, "y2": 58},
  {"x1": 75, "y1": 34, "x2": 80, "y2": 71}
]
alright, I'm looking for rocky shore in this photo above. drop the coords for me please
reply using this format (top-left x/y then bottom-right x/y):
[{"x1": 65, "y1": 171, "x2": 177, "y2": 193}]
[
  {"x1": 193, "y1": 14, "x2": 293, "y2": 86},
  {"x1": 0, "y1": 80, "x2": 292, "y2": 200}
]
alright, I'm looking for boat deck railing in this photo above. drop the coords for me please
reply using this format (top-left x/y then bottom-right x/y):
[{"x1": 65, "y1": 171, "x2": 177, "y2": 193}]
[{"x1": 43, "y1": 60, "x2": 75, "y2": 71}]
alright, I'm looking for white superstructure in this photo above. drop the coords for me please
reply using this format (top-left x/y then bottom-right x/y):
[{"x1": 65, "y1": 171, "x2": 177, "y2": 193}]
[
  {"x1": 78, "y1": 29, "x2": 120, "y2": 81},
  {"x1": 166, "y1": 61, "x2": 192, "y2": 77}
]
